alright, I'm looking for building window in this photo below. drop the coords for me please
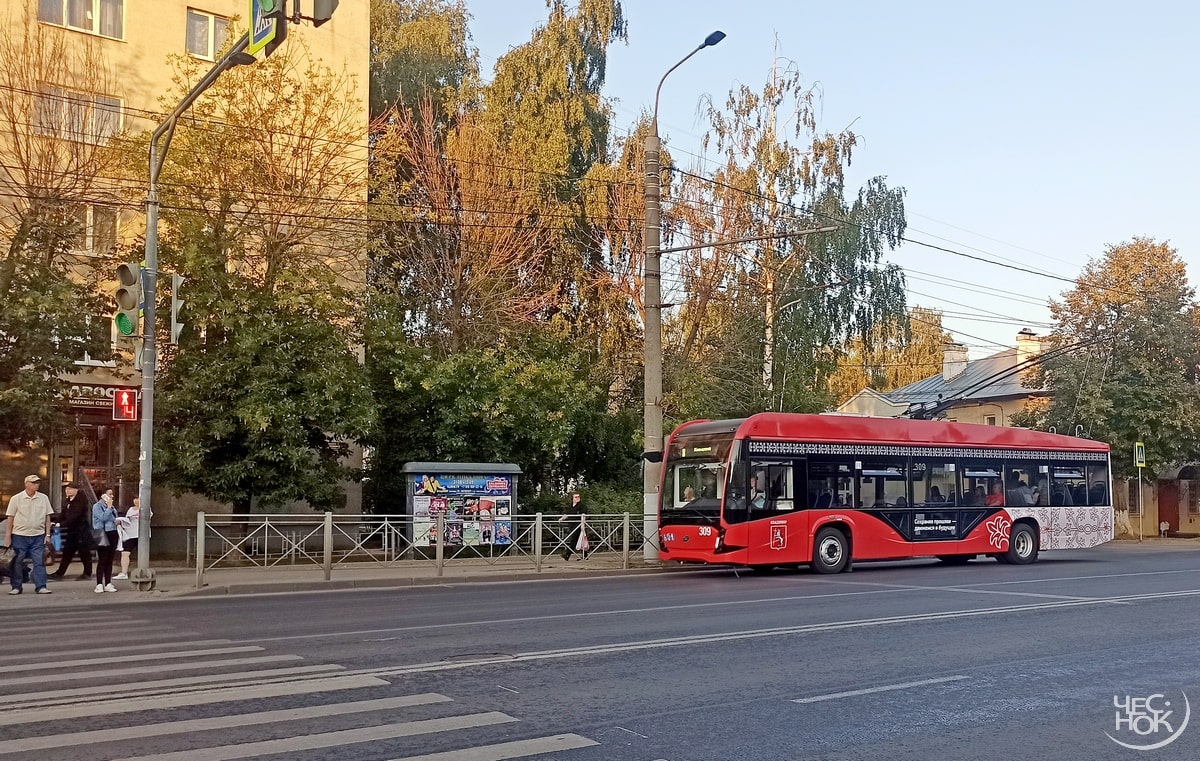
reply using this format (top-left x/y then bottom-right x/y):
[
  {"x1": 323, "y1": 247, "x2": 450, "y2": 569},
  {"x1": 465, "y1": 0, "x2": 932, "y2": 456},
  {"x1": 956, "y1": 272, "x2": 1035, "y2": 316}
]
[
  {"x1": 38, "y1": 0, "x2": 124, "y2": 39},
  {"x1": 34, "y1": 86, "x2": 121, "y2": 145},
  {"x1": 1128, "y1": 479, "x2": 1141, "y2": 514},
  {"x1": 186, "y1": 9, "x2": 229, "y2": 60},
  {"x1": 984, "y1": 415, "x2": 997, "y2": 426},
  {"x1": 71, "y1": 204, "x2": 119, "y2": 253}
]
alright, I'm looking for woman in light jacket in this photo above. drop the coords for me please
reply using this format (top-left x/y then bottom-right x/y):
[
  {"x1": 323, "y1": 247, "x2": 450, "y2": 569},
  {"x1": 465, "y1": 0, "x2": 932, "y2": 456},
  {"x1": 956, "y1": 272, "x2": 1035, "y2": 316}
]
[
  {"x1": 115, "y1": 497, "x2": 150, "y2": 580},
  {"x1": 92, "y1": 491, "x2": 119, "y2": 593}
]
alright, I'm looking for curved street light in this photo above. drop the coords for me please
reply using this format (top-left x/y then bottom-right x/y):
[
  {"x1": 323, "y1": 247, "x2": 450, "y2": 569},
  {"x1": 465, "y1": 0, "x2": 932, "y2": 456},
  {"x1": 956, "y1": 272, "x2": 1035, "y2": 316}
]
[{"x1": 643, "y1": 31, "x2": 725, "y2": 561}]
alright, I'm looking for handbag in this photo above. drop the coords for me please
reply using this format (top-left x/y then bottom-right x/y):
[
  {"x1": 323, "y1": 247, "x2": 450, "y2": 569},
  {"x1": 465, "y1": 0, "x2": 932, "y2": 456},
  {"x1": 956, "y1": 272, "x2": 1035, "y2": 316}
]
[{"x1": 92, "y1": 529, "x2": 110, "y2": 548}]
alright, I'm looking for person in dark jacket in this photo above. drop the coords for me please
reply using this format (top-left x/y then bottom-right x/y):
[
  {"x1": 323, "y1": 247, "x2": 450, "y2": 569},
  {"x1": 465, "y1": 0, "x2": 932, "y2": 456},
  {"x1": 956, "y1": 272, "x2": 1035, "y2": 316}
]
[
  {"x1": 558, "y1": 493, "x2": 589, "y2": 560},
  {"x1": 48, "y1": 482, "x2": 92, "y2": 580}
]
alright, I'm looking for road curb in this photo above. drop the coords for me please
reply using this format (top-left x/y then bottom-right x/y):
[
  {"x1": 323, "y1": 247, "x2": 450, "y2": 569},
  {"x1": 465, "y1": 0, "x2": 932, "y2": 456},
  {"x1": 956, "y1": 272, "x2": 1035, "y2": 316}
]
[{"x1": 169, "y1": 563, "x2": 714, "y2": 598}]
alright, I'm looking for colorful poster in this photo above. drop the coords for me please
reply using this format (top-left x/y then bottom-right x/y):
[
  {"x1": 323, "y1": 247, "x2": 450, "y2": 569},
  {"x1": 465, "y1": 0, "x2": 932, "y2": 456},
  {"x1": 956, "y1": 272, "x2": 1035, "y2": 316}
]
[
  {"x1": 413, "y1": 474, "x2": 513, "y2": 497},
  {"x1": 411, "y1": 475, "x2": 515, "y2": 546}
]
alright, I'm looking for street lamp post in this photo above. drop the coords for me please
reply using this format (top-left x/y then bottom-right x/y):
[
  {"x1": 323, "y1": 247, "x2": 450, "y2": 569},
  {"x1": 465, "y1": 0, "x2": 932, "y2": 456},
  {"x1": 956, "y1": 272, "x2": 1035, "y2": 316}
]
[
  {"x1": 130, "y1": 34, "x2": 256, "y2": 591},
  {"x1": 643, "y1": 31, "x2": 725, "y2": 561}
]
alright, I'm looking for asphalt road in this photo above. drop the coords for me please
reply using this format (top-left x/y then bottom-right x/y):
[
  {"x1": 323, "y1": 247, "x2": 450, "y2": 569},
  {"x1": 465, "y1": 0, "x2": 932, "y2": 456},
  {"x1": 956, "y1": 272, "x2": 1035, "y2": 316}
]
[{"x1": 3, "y1": 543, "x2": 1199, "y2": 761}]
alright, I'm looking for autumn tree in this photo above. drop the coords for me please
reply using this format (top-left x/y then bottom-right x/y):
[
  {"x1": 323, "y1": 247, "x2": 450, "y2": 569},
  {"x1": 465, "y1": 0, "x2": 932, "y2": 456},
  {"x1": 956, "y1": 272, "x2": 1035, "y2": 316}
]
[
  {"x1": 664, "y1": 53, "x2": 907, "y2": 420},
  {"x1": 1015, "y1": 238, "x2": 1200, "y2": 477},
  {"x1": 0, "y1": 13, "x2": 117, "y2": 450},
  {"x1": 365, "y1": 0, "x2": 641, "y2": 506},
  {"x1": 369, "y1": 0, "x2": 478, "y2": 122},
  {"x1": 828, "y1": 306, "x2": 951, "y2": 403},
  {"x1": 129, "y1": 40, "x2": 375, "y2": 512}
]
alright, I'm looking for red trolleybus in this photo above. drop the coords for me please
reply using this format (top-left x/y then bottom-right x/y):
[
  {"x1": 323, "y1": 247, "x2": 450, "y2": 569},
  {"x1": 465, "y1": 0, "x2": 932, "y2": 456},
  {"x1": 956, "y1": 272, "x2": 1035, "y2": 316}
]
[{"x1": 658, "y1": 414, "x2": 1113, "y2": 573}]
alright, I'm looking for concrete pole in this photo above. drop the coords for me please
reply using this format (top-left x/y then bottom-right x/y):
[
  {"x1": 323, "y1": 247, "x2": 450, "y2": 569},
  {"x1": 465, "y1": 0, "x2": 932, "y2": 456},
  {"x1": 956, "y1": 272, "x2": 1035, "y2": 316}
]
[
  {"x1": 642, "y1": 31, "x2": 725, "y2": 562},
  {"x1": 643, "y1": 130, "x2": 663, "y2": 562}
]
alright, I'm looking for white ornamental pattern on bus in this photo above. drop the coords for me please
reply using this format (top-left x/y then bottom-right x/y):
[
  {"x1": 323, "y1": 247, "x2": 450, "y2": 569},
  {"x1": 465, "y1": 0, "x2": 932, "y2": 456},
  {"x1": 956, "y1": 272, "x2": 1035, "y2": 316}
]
[{"x1": 1004, "y1": 506, "x2": 1114, "y2": 550}]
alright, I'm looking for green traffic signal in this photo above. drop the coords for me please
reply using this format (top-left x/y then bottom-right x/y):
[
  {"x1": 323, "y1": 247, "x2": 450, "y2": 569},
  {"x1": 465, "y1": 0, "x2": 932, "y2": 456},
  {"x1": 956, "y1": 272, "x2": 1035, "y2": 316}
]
[
  {"x1": 260, "y1": 0, "x2": 279, "y2": 12},
  {"x1": 114, "y1": 262, "x2": 142, "y2": 337}
]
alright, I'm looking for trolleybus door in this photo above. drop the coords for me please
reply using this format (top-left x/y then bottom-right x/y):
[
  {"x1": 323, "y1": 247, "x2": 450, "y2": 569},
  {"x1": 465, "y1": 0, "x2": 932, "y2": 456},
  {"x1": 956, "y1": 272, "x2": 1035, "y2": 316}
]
[{"x1": 745, "y1": 459, "x2": 807, "y2": 564}]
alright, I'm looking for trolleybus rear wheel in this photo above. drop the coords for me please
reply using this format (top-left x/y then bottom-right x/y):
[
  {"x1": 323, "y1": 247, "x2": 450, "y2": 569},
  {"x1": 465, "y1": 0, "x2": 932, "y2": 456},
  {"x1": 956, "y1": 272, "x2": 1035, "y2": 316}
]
[{"x1": 1005, "y1": 523, "x2": 1039, "y2": 564}]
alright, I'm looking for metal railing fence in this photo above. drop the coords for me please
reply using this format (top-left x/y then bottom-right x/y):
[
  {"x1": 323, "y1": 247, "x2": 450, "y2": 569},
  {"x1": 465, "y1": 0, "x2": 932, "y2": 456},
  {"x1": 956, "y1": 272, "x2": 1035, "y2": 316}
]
[{"x1": 192, "y1": 512, "x2": 652, "y2": 589}]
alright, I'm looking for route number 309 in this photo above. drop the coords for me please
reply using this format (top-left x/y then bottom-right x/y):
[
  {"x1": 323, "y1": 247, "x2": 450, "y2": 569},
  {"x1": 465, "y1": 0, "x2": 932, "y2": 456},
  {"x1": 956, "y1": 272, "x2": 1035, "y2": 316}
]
[{"x1": 698, "y1": 526, "x2": 713, "y2": 536}]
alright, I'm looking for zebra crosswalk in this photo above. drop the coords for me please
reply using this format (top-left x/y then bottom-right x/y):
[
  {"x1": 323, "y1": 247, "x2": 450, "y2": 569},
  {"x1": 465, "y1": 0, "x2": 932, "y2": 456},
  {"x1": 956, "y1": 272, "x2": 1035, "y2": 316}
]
[{"x1": 0, "y1": 610, "x2": 599, "y2": 761}]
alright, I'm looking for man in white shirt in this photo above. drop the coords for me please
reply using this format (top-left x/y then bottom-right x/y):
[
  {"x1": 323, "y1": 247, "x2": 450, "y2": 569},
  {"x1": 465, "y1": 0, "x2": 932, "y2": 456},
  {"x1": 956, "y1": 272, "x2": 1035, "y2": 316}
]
[{"x1": 5, "y1": 475, "x2": 55, "y2": 595}]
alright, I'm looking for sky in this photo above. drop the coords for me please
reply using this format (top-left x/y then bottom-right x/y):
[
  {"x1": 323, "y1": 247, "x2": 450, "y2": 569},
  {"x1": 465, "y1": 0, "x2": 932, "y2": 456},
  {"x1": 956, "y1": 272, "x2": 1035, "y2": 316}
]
[{"x1": 467, "y1": 1, "x2": 1200, "y2": 358}]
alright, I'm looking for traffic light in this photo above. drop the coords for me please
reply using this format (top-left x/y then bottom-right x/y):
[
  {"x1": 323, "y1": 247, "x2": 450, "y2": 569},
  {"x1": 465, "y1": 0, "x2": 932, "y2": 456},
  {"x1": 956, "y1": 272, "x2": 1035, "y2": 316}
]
[
  {"x1": 170, "y1": 272, "x2": 185, "y2": 345},
  {"x1": 114, "y1": 262, "x2": 142, "y2": 337},
  {"x1": 261, "y1": 0, "x2": 288, "y2": 56},
  {"x1": 113, "y1": 388, "x2": 138, "y2": 421},
  {"x1": 313, "y1": 0, "x2": 338, "y2": 26}
]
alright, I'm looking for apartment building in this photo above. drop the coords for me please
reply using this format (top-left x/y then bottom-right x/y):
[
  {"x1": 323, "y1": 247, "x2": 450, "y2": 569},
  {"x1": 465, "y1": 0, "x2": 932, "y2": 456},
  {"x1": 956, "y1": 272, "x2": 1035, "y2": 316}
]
[{"x1": 0, "y1": 1, "x2": 368, "y2": 522}]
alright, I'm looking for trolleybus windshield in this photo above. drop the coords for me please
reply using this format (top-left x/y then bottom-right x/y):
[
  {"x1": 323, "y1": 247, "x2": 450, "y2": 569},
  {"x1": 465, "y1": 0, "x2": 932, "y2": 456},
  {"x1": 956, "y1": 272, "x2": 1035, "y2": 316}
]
[{"x1": 662, "y1": 433, "x2": 734, "y2": 522}]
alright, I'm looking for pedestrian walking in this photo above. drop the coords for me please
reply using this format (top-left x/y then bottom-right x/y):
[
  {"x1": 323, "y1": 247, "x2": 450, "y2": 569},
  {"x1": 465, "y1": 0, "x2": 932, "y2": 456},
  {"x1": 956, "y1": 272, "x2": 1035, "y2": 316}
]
[
  {"x1": 115, "y1": 497, "x2": 149, "y2": 580},
  {"x1": 5, "y1": 475, "x2": 54, "y2": 595},
  {"x1": 91, "y1": 490, "x2": 119, "y2": 593},
  {"x1": 557, "y1": 492, "x2": 589, "y2": 561},
  {"x1": 49, "y1": 482, "x2": 93, "y2": 580}
]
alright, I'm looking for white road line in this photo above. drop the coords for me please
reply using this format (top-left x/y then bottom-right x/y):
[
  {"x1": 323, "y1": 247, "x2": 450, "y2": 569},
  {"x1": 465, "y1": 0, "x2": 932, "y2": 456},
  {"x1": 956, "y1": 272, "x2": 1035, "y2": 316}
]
[
  {"x1": 2, "y1": 694, "x2": 453, "y2": 753},
  {"x1": 240, "y1": 566, "x2": 1200, "y2": 646},
  {"x1": 112, "y1": 712, "x2": 520, "y2": 761},
  {"x1": 1, "y1": 646, "x2": 264, "y2": 673},
  {"x1": 3, "y1": 619, "x2": 155, "y2": 635},
  {"x1": 365, "y1": 589, "x2": 1200, "y2": 676},
  {"x1": 386, "y1": 733, "x2": 600, "y2": 761},
  {"x1": 0, "y1": 655, "x2": 302, "y2": 688},
  {"x1": 0, "y1": 674, "x2": 390, "y2": 727},
  {"x1": 0, "y1": 640, "x2": 233, "y2": 664},
  {"x1": 792, "y1": 675, "x2": 969, "y2": 704},
  {"x1": 0, "y1": 627, "x2": 178, "y2": 646},
  {"x1": 0, "y1": 664, "x2": 342, "y2": 706}
]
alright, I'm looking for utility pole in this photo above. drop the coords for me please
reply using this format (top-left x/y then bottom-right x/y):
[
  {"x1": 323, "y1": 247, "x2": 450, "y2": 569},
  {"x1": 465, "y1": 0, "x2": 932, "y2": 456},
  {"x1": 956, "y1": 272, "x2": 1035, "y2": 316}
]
[{"x1": 643, "y1": 31, "x2": 725, "y2": 561}]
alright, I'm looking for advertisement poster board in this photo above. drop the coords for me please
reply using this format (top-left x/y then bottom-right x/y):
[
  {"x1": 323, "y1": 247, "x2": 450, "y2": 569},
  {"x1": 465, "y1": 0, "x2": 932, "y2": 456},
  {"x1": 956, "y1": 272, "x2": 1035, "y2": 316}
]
[{"x1": 411, "y1": 473, "x2": 514, "y2": 547}]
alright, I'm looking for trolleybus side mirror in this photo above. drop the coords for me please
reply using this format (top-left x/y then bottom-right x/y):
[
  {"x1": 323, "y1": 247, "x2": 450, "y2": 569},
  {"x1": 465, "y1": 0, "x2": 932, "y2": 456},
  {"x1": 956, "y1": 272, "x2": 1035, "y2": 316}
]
[{"x1": 642, "y1": 451, "x2": 663, "y2": 463}]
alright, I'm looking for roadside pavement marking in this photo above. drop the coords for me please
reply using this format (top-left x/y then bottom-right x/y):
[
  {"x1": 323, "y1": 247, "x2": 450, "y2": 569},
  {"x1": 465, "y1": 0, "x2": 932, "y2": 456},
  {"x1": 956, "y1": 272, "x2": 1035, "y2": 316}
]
[
  {"x1": 386, "y1": 733, "x2": 600, "y2": 760},
  {"x1": 0, "y1": 674, "x2": 390, "y2": 727},
  {"x1": 0, "y1": 654, "x2": 301, "y2": 688},
  {"x1": 2, "y1": 625, "x2": 178, "y2": 643},
  {"x1": 112, "y1": 711, "x2": 520, "y2": 761},
  {"x1": 362, "y1": 589, "x2": 1200, "y2": 676},
  {"x1": 0, "y1": 639, "x2": 233, "y2": 664},
  {"x1": 1, "y1": 645, "x2": 265, "y2": 674},
  {"x1": 792, "y1": 675, "x2": 969, "y2": 704},
  {"x1": 0, "y1": 664, "x2": 342, "y2": 707},
  {"x1": 3, "y1": 694, "x2": 453, "y2": 754}
]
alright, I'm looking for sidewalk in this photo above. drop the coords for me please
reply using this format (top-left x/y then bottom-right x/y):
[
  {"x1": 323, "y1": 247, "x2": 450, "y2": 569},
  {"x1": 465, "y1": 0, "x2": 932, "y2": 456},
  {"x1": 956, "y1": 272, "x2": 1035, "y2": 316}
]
[{"x1": 3, "y1": 552, "x2": 694, "y2": 606}]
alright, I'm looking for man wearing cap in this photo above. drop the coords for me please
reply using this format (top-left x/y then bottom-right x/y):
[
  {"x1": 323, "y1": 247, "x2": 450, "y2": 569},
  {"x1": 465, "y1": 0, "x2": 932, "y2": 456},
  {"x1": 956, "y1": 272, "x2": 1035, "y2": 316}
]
[
  {"x1": 49, "y1": 482, "x2": 93, "y2": 580},
  {"x1": 5, "y1": 475, "x2": 55, "y2": 595}
]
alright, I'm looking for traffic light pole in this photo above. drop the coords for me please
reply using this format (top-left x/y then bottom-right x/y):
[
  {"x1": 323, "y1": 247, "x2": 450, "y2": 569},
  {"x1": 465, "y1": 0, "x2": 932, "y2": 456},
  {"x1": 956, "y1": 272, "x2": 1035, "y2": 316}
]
[{"x1": 132, "y1": 33, "x2": 255, "y2": 591}]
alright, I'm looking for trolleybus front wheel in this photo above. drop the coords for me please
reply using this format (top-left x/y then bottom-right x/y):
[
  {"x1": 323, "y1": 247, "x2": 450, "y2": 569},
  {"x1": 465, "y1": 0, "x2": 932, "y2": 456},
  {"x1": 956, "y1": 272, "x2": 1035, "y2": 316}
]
[{"x1": 812, "y1": 527, "x2": 849, "y2": 574}]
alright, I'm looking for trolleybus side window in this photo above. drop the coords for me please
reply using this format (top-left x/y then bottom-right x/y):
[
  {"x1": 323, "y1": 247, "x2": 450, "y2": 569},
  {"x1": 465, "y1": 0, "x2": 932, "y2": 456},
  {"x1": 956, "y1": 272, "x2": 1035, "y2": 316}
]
[
  {"x1": 807, "y1": 458, "x2": 853, "y2": 509},
  {"x1": 1004, "y1": 462, "x2": 1041, "y2": 506},
  {"x1": 748, "y1": 460, "x2": 798, "y2": 514},
  {"x1": 1049, "y1": 460, "x2": 1091, "y2": 506},
  {"x1": 1087, "y1": 461, "x2": 1110, "y2": 505},
  {"x1": 960, "y1": 458, "x2": 1004, "y2": 506},
  {"x1": 856, "y1": 458, "x2": 908, "y2": 508},
  {"x1": 911, "y1": 460, "x2": 956, "y2": 506}
]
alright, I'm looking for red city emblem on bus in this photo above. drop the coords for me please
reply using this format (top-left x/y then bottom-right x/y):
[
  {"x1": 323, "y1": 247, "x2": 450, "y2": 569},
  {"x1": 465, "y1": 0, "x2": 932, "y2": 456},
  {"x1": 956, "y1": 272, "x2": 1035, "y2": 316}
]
[{"x1": 113, "y1": 389, "x2": 138, "y2": 421}]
